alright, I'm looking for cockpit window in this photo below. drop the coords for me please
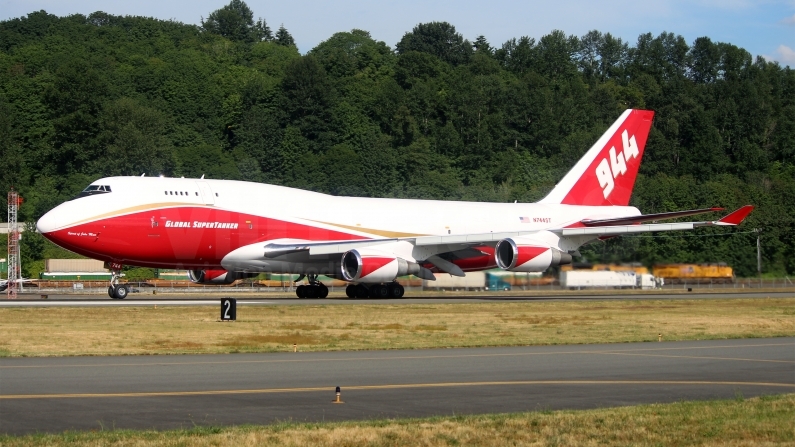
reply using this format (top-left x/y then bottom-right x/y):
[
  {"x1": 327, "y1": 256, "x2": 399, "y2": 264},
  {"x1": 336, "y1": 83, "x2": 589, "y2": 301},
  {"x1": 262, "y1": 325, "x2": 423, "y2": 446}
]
[{"x1": 75, "y1": 184, "x2": 112, "y2": 199}]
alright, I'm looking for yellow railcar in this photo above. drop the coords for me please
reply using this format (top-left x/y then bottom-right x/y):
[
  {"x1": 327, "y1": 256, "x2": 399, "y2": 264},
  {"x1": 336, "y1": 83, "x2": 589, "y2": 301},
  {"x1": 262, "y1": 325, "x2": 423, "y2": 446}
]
[{"x1": 652, "y1": 263, "x2": 734, "y2": 283}]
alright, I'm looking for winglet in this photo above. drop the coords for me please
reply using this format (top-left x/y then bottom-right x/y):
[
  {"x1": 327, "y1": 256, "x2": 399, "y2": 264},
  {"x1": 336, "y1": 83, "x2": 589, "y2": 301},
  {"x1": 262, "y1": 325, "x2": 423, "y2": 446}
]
[{"x1": 717, "y1": 205, "x2": 754, "y2": 225}]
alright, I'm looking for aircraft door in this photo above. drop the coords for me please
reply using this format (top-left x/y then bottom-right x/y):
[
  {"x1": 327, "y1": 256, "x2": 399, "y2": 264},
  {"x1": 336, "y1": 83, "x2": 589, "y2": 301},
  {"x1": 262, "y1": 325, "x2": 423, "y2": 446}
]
[{"x1": 196, "y1": 181, "x2": 215, "y2": 205}]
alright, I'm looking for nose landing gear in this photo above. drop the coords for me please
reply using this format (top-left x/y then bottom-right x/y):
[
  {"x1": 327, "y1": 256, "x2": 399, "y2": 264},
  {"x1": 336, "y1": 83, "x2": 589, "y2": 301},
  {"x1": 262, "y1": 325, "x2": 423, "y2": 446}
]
[
  {"x1": 295, "y1": 274, "x2": 328, "y2": 299},
  {"x1": 107, "y1": 265, "x2": 128, "y2": 299}
]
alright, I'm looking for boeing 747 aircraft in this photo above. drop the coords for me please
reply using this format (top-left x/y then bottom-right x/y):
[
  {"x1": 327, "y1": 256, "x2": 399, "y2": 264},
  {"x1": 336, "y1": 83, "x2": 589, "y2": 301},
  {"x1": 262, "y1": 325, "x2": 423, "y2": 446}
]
[{"x1": 37, "y1": 109, "x2": 753, "y2": 299}]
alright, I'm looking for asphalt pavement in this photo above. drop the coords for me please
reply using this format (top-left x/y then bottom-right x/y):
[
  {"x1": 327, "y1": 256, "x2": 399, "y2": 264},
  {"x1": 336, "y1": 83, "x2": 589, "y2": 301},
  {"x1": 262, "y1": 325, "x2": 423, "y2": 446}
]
[{"x1": 1, "y1": 337, "x2": 793, "y2": 434}]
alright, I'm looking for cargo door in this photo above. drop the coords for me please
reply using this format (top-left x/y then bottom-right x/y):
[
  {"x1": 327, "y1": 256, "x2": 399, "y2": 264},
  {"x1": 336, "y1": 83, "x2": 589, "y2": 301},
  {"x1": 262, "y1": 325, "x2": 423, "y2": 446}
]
[{"x1": 196, "y1": 181, "x2": 215, "y2": 205}]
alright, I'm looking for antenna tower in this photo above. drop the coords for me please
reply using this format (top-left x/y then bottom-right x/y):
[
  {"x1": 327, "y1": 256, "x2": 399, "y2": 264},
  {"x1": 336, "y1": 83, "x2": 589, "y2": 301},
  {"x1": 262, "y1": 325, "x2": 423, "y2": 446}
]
[{"x1": 7, "y1": 189, "x2": 21, "y2": 299}]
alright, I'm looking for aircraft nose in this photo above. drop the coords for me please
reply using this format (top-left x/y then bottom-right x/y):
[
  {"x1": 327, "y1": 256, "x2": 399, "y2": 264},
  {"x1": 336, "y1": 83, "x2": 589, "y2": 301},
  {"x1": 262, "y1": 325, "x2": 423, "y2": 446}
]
[{"x1": 37, "y1": 206, "x2": 67, "y2": 234}]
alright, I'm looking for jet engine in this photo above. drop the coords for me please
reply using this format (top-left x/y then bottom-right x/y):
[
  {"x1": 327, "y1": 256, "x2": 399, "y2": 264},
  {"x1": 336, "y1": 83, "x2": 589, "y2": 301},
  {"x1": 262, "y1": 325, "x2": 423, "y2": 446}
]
[
  {"x1": 341, "y1": 249, "x2": 431, "y2": 283},
  {"x1": 494, "y1": 238, "x2": 572, "y2": 272},
  {"x1": 188, "y1": 269, "x2": 257, "y2": 285}
]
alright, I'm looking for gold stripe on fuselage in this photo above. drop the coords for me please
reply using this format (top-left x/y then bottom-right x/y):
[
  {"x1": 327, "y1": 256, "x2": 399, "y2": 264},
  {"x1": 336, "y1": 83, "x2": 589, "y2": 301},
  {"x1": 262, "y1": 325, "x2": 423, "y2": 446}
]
[{"x1": 307, "y1": 220, "x2": 426, "y2": 238}]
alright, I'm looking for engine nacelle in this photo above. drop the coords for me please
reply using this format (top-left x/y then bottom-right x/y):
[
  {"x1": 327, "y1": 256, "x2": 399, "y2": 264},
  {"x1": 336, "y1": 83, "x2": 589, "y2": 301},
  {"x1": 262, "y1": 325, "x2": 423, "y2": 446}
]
[
  {"x1": 495, "y1": 238, "x2": 572, "y2": 272},
  {"x1": 188, "y1": 269, "x2": 257, "y2": 285},
  {"x1": 341, "y1": 249, "x2": 428, "y2": 283}
]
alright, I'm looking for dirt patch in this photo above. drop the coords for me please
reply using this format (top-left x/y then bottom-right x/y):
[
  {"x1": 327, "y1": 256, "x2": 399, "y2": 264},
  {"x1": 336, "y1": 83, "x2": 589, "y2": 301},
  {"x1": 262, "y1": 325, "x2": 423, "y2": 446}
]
[
  {"x1": 363, "y1": 323, "x2": 405, "y2": 330},
  {"x1": 145, "y1": 340, "x2": 205, "y2": 350},
  {"x1": 621, "y1": 305, "x2": 678, "y2": 310},
  {"x1": 280, "y1": 323, "x2": 321, "y2": 330},
  {"x1": 412, "y1": 325, "x2": 447, "y2": 331},
  {"x1": 220, "y1": 333, "x2": 320, "y2": 347}
]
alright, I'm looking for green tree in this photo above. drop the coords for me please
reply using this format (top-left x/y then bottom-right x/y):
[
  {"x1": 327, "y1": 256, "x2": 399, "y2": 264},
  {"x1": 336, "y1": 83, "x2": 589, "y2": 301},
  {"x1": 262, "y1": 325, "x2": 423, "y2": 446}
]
[
  {"x1": 275, "y1": 25, "x2": 295, "y2": 48},
  {"x1": 201, "y1": 0, "x2": 268, "y2": 43},
  {"x1": 396, "y1": 22, "x2": 472, "y2": 66}
]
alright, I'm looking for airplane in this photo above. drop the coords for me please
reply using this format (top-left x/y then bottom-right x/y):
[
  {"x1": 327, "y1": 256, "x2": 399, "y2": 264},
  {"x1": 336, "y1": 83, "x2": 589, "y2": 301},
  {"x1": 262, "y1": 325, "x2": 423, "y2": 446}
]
[{"x1": 36, "y1": 109, "x2": 754, "y2": 299}]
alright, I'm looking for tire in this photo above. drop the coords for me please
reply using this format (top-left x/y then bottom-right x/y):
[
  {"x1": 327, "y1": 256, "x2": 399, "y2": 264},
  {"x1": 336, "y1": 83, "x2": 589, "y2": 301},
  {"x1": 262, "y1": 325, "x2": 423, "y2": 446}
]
[
  {"x1": 355, "y1": 284, "x2": 369, "y2": 299},
  {"x1": 372, "y1": 284, "x2": 389, "y2": 299},
  {"x1": 114, "y1": 285, "x2": 129, "y2": 299},
  {"x1": 296, "y1": 285, "x2": 306, "y2": 299},
  {"x1": 305, "y1": 285, "x2": 318, "y2": 299},
  {"x1": 318, "y1": 284, "x2": 329, "y2": 298},
  {"x1": 345, "y1": 284, "x2": 356, "y2": 298},
  {"x1": 389, "y1": 283, "x2": 405, "y2": 298},
  {"x1": 108, "y1": 286, "x2": 116, "y2": 299}
]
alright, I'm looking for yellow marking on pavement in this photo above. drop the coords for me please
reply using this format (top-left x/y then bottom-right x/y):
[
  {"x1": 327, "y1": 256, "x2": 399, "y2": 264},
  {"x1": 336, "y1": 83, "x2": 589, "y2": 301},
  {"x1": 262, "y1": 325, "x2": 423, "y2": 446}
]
[
  {"x1": 1, "y1": 342, "x2": 792, "y2": 369},
  {"x1": 2, "y1": 380, "x2": 794, "y2": 400}
]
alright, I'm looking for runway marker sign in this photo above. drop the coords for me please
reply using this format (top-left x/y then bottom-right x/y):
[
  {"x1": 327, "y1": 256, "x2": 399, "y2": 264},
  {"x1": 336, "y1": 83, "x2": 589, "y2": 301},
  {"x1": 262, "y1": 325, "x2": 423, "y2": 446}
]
[{"x1": 221, "y1": 298, "x2": 236, "y2": 321}]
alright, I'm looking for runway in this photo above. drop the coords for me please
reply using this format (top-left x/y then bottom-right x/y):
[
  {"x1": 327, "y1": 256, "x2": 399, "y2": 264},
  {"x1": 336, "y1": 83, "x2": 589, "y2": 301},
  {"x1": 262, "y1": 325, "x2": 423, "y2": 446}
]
[
  {"x1": 1, "y1": 337, "x2": 793, "y2": 434},
  {"x1": 1, "y1": 290, "x2": 793, "y2": 307}
]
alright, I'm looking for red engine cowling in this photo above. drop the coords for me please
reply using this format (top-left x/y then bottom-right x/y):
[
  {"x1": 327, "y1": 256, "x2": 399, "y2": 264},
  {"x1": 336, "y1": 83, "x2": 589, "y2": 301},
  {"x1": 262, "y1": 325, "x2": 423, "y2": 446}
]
[
  {"x1": 340, "y1": 249, "x2": 428, "y2": 284},
  {"x1": 494, "y1": 238, "x2": 572, "y2": 272},
  {"x1": 188, "y1": 269, "x2": 256, "y2": 285}
]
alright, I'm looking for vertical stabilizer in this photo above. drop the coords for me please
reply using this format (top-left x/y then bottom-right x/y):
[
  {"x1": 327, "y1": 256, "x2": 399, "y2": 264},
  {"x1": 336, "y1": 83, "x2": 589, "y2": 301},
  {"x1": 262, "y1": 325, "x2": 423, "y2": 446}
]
[{"x1": 539, "y1": 109, "x2": 655, "y2": 206}]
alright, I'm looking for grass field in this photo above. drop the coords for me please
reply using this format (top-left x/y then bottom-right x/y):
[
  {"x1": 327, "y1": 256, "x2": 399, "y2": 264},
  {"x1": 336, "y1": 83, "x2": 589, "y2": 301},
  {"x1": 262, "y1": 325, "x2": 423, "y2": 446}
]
[
  {"x1": 0, "y1": 298, "x2": 792, "y2": 357},
  {"x1": 1, "y1": 394, "x2": 792, "y2": 446}
]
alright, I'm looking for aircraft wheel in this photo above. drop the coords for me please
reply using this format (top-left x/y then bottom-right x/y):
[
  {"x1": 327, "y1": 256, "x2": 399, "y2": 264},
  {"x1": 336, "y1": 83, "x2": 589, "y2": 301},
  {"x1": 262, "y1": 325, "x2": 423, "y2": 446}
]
[
  {"x1": 371, "y1": 284, "x2": 389, "y2": 299},
  {"x1": 296, "y1": 285, "x2": 306, "y2": 299},
  {"x1": 318, "y1": 284, "x2": 329, "y2": 298},
  {"x1": 355, "y1": 284, "x2": 369, "y2": 299},
  {"x1": 389, "y1": 283, "x2": 405, "y2": 298},
  {"x1": 305, "y1": 285, "x2": 318, "y2": 299},
  {"x1": 108, "y1": 286, "x2": 116, "y2": 299},
  {"x1": 114, "y1": 285, "x2": 129, "y2": 299},
  {"x1": 345, "y1": 284, "x2": 356, "y2": 298}
]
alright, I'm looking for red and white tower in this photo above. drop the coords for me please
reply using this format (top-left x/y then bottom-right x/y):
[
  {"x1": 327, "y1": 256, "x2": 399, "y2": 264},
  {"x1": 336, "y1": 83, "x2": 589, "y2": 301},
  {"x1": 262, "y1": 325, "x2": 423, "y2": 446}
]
[{"x1": 7, "y1": 189, "x2": 21, "y2": 299}]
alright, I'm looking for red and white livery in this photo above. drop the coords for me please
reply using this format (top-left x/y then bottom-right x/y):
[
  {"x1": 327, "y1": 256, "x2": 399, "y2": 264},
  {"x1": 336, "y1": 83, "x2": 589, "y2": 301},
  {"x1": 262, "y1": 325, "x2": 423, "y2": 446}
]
[{"x1": 37, "y1": 109, "x2": 753, "y2": 298}]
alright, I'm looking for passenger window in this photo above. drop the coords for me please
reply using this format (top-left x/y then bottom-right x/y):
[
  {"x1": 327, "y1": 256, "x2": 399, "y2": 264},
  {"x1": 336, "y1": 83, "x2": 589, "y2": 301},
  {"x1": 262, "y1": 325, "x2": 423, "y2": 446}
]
[{"x1": 164, "y1": 191, "x2": 167, "y2": 195}]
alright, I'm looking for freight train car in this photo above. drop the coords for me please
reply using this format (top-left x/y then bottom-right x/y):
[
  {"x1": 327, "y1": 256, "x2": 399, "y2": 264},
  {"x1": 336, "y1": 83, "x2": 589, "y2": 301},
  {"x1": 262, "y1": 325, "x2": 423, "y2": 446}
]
[
  {"x1": 652, "y1": 263, "x2": 734, "y2": 284},
  {"x1": 560, "y1": 263, "x2": 650, "y2": 274}
]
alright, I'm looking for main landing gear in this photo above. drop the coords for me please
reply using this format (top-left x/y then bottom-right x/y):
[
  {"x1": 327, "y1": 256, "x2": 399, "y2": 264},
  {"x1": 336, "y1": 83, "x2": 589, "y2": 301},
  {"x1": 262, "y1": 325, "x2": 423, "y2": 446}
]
[
  {"x1": 345, "y1": 282, "x2": 404, "y2": 299},
  {"x1": 295, "y1": 274, "x2": 329, "y2": 299},
  {"x1": 107, "y1": 266, "x2": 128, "y2": 299}
]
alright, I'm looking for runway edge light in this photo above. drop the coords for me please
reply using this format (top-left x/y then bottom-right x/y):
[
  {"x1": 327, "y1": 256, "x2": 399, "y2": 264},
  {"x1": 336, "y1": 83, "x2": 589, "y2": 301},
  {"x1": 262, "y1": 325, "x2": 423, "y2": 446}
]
[{"x1": 333, "y1": 386, "x2": 343, "y2": 404}]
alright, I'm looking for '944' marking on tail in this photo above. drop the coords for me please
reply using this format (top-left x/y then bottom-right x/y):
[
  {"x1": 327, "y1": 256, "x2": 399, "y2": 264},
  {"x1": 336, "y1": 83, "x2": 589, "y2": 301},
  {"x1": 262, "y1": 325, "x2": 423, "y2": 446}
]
[{"x1": 595, "y1": 130, "x2": 640, "y2": 199}]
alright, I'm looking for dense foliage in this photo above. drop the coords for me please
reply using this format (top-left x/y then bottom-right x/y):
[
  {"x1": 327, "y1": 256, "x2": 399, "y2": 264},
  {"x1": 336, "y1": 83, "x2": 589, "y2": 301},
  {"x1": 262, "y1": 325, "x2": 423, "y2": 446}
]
[{"x1": 1, "y1": 4, "x2": 793, "y2": 277}]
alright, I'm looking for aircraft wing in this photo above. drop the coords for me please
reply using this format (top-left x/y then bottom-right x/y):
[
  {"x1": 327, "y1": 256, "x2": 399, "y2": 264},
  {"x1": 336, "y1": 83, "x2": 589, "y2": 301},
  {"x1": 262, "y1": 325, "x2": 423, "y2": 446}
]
[
  {"x1": 263, "y1": 206, "x2": 754, "y2": 257},
  {"x1": 555, "y1": 205, "x2": 753, "y2": 237},
  {"x1": 579, "y1": 207, "x2": 725, "y2": 227},
  {"x1": 249, "y1": 205, "x2": 753, "y2": 279}
]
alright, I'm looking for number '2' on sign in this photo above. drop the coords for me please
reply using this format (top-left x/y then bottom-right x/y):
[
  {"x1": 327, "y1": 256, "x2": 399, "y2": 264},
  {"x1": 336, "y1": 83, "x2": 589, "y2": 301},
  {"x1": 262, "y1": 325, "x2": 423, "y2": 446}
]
[{"x1": 221, "y1": 298, "x2": 236, "y2": 321}]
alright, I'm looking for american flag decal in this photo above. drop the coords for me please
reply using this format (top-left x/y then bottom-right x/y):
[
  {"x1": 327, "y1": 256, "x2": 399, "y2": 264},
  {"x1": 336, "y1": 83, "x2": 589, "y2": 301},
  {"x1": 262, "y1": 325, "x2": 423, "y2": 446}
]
[{"x1": 519, "y1": 217, "x2": 530, "y2": 223}]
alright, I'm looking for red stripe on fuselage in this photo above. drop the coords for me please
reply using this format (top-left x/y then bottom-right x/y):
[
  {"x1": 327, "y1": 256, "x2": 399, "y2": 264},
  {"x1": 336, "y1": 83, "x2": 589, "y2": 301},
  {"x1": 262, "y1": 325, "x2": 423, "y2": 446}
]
[{"x1": 41, "y1": 207, "x2": 366, "y2": 269}]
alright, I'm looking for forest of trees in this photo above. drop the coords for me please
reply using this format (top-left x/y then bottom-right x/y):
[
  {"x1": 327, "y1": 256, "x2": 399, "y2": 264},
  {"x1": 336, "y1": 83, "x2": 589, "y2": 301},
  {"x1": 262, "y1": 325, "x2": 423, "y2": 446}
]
[{"x1": 1, "y1": 1, "x2": 793, "y2": 277}]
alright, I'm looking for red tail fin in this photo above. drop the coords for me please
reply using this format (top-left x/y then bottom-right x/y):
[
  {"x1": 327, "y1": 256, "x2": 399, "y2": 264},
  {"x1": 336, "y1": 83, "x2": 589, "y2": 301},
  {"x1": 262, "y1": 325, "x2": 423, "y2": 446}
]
[{"x1": 539, "y1": 109, "x2": 655, "y2": 206}]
